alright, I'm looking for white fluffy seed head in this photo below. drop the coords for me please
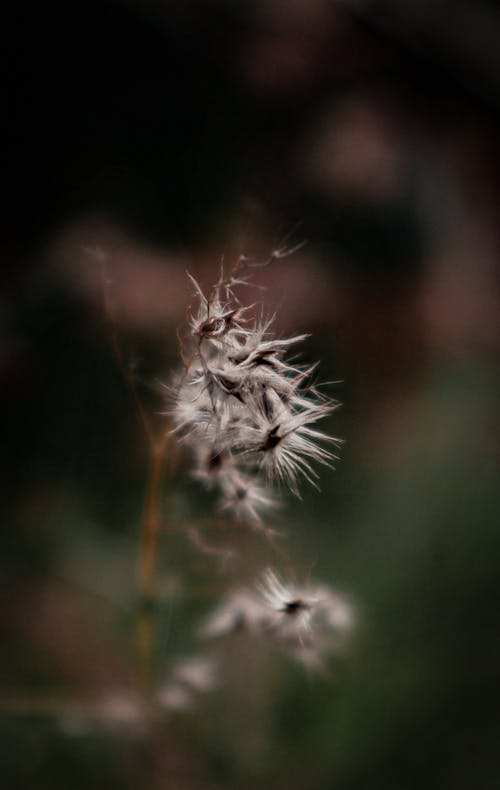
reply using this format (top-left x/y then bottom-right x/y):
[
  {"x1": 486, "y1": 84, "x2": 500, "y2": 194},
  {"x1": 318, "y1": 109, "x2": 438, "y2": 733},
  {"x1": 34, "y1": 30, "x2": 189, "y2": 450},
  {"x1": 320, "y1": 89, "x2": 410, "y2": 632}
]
[
  {"x1": 171, "y1": 270, "x2": 340, "y2": 520},
  {"x1": 200, "y1": 568, "x2": 354, "y2": 666}
]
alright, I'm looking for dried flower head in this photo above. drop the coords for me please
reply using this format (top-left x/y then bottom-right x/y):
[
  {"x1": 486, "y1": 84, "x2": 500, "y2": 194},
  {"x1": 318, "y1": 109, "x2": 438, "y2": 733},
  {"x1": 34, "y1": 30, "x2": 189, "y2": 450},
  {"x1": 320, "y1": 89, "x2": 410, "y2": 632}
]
[
  {"x1": 201, "y1": 568, "x2": 354, "y2": 667},
  {"x1": 170, "y1": 262, "x2": 341, "y2": 523}
]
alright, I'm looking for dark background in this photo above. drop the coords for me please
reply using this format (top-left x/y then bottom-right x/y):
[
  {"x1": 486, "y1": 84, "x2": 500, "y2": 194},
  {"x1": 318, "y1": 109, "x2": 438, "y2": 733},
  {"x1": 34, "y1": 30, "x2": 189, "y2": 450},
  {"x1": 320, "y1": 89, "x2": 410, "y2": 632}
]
[{"x1": 2, "y1": 1, "x2": 500, "y2": 788}]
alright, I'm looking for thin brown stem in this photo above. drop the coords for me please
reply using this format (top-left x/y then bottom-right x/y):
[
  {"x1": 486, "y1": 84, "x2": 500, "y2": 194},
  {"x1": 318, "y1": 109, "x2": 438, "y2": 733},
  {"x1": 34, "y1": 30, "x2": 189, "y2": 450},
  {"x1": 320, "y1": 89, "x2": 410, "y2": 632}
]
[
  {"x1": 136, "y1": 429, "x2": 170, "y2": 694},
  {"x1": 96, "y1": 251, "x2": 170, "y2": 694}
]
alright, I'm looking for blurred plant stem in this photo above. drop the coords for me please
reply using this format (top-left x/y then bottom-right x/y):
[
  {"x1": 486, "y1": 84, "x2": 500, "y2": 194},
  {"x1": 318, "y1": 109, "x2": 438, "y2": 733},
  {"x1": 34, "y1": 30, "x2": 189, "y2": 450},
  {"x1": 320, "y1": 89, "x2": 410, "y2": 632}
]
[
  {"x1": 136, "y1": 430, "x2": 169, "y2": 695},
  {"x1": 98, "y1": 251, "x2": 170, "y2": 696}
]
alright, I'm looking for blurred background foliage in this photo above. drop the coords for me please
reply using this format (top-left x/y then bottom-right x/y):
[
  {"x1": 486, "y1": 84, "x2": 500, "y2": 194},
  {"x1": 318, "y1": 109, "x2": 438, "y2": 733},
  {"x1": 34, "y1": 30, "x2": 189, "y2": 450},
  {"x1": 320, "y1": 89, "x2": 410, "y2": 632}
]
[{"x1": 2, "y1": 0, "x2": 499, "y2": 788}]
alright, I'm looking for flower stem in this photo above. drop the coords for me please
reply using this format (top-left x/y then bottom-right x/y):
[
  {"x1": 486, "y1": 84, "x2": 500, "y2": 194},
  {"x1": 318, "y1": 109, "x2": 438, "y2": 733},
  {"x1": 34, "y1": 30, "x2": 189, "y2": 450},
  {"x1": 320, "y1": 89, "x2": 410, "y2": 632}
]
[{"x1": 136, "y1": 430, "x2": 170, "y2": 694}]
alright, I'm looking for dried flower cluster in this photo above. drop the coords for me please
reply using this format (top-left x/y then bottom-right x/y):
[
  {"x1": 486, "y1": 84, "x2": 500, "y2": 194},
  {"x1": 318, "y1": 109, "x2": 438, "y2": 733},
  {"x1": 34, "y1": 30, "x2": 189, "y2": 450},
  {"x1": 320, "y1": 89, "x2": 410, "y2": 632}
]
[
  {"x1": 166, "y1": 262, "x2": 353, "y2": 674},
  {"x1": 171, "y1": 269, "x2": 340, "y2": 523}
]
